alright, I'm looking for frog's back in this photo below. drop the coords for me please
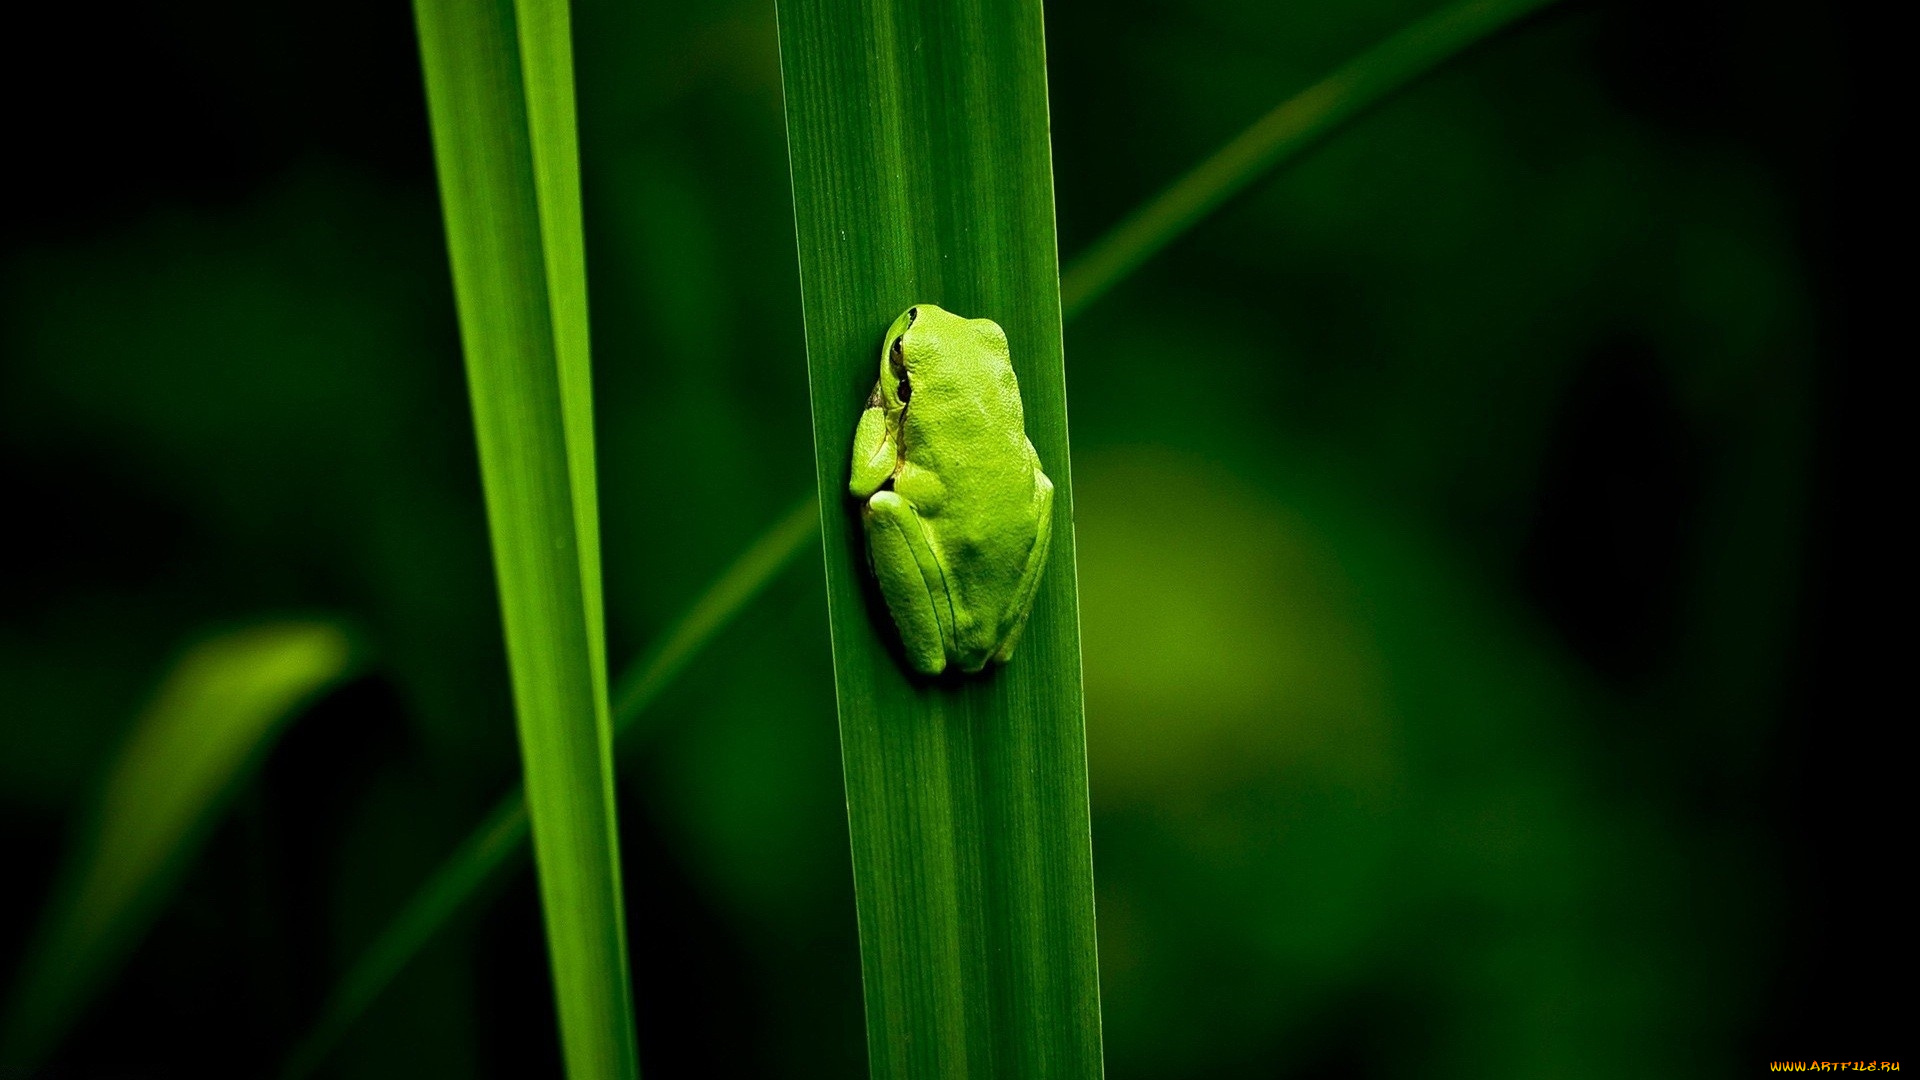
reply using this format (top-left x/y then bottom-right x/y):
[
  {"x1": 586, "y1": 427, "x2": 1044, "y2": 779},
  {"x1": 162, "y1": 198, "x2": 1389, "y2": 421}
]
[
  {"x1": 912, "y1": 349, "x2": 1050, "y2": 669},
  {"x1": 891, "y1": 307, "x2": 1052, "y2": 670}
]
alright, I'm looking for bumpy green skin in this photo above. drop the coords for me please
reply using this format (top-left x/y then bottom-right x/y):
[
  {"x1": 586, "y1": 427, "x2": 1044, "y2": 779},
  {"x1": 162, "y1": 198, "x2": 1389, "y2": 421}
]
[{"x1": 848, "y1": 304, "x2": 1054, "y2": 676}]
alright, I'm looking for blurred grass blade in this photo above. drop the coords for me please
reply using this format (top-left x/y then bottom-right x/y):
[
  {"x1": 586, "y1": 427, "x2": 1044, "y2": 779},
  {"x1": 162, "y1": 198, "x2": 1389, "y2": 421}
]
[
  {"x1": 413, "y1": 0, "x2": 639, "y2": 1076},
  {"x1": 1059, "y1": 0, "x2": 1560, "y2": 316},
  {"x1": 610, "y1": 496, "x2": 820, "y2": 727},
  {"x1": 278, "y1": 495, "x2": 818, "y2": 1080},
  {"x1": 279, "y1": 796, "x2": 531, "y2": 1080},
  {"x1": 777, "y1": 0, "x2": 1104, "y2": 1076},
  {"x1": 0, "y1": 622, "x2": 353, "y2": 1072}
]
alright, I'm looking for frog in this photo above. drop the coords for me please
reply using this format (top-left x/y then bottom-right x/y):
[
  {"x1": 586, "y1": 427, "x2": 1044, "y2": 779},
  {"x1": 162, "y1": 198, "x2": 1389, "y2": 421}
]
[{"x1": 848, "y1": 304, "x2": 1054, "y2": 676}]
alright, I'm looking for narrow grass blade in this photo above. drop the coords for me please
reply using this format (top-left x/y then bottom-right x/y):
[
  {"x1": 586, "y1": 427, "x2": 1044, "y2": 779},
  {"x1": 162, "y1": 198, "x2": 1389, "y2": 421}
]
[
  {"x1": 278, "y1": 496, "x2": 819, "y2": 1080},
  {"x1": 777, "y1": 1, "x2": 1104, "y2": 1076},
  {"x1": 413, "y1": 0, "x2": 638, "y2": 1076},
  {"x1": 0, "y1": 622, "x2": 353, "y2": 1072},
  {"x1": 1059, "y1": 0, "x2": 1562, "y2": 316}
]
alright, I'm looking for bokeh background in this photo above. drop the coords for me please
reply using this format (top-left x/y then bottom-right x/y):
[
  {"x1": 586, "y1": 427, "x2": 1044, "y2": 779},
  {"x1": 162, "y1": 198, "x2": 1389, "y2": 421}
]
[{"x1": 0, "y1": 0, "x2": 1892, "y2": 1076}]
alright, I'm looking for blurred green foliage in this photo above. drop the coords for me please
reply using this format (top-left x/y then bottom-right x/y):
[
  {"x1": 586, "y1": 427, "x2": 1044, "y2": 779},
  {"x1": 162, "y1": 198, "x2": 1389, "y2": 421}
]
[
  {"x1": 0, "y1": 0, "x2": 1847, "y2": 1075},
  {"x1": 3, "y1": 622, "x2": 353, "y2": 1071}
]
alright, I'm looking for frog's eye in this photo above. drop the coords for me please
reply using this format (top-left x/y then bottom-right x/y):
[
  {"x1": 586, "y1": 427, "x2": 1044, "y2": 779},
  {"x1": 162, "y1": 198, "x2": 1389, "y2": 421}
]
[{"x1": 890, "y1": 336, "x2": 912, "y2": 403}]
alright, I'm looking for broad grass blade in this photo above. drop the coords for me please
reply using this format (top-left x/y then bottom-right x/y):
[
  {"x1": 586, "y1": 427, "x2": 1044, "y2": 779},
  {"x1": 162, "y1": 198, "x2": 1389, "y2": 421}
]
[{"x1": 776, "y1": 0, "x2": 1105, "y2": 1075}]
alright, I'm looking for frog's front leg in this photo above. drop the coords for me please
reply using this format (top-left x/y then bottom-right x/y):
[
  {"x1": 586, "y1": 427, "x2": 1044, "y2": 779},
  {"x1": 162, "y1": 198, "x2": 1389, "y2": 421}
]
[
  {"x1": 862, "y1": 492, "x2": 959, "y2": 675},
  {"x1": 991, "y1": 469, "x2": 1054, "y2": 665},
  {"x1": 848, "y1": 399, "x2": 898, "y2": 498}
]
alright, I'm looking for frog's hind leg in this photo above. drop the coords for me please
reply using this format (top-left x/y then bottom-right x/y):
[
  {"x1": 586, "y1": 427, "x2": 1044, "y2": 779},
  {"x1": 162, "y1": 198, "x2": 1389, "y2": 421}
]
[
  {"x1": 992, "y1": 470, "x2": 1055, "y2": 665},
  {"x1": 863, "y1": 491, "x2": 958, "y2": 676}
]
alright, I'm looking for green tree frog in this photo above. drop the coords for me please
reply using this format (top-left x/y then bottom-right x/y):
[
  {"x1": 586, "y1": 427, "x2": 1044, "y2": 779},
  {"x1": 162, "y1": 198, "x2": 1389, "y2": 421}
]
[{"x1": 848, "y1": 304, "x2": 1054, "y2": 676}]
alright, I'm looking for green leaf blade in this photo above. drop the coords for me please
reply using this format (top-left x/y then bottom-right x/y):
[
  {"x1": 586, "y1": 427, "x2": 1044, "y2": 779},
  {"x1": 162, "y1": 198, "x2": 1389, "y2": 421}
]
[
  {"x1": 776, "y1": 1, "x2": 1104, "y2": 1075},
  {"x1": 413, "y1": 0, "x2": 637, "y2": 1075}
]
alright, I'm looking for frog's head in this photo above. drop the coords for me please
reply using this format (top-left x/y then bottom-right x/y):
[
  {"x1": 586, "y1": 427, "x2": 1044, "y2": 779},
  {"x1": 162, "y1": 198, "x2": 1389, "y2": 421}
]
[{"x1": 879, "y1": 303, "x2": 1008, "y2": 410}]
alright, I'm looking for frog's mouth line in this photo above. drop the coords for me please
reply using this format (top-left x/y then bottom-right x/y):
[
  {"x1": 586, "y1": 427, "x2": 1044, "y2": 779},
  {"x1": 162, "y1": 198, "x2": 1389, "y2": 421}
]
[
  {"x1": 889, "y1": 337, "x2": 912, "y2": 404},
  {"x1": 889, "y1": 305, "x2": 918, "y2": 401},
  {"x1": 870, "y1": 306, "x2": 921, "y2": 497}
]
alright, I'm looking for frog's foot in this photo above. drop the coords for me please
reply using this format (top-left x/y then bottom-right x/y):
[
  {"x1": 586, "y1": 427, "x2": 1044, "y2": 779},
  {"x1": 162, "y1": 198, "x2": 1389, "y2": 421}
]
[
  {"x1": 992, "y1": 470, "x2": 1054, "y2": 665},
  {"x1": 863, "y1": 491, "x2": 959, "y2": 676}
]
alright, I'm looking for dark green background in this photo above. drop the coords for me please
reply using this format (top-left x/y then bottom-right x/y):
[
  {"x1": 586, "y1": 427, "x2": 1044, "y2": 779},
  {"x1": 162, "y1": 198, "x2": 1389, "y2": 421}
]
[{"x1": 0, "y1": 0, "x2": 1890, "y2": 1076}]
